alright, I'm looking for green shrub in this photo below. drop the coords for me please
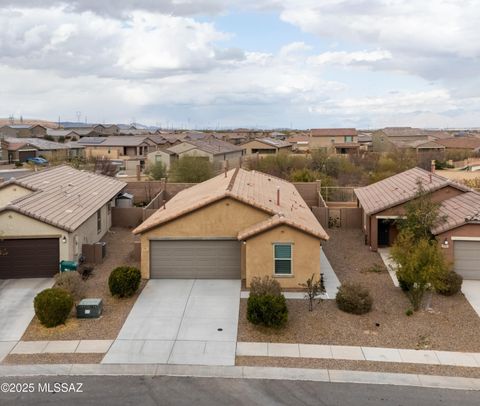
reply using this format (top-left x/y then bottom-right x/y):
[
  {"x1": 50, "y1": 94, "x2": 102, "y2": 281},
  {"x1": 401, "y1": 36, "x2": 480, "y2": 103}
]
[
  {"x1": 109, "y1": 266, "x2": 141, "y2": 298},
  {"x1": 397, "y1": 274, "x2": 413, "y2": 292},
  {"x1": 436, "y1": 271, "x2": 463, "y2": 296},
  {"x1": 54, "y1": 271, "x2": 86, "y2": 301},
  {"x1": 34, "y1": 288, "x2": 73, "y2": 328},
  {"x1": 405, "y1": 308, "x2": 413, "y2": 316},
  {"x1": 247, "y1": 294, "x2": 288, "y2": 328},
  {"x1": 249, "y1": 276, "x2": 281, "y2": 297},
  {"x1": 335, "y1": 282, "x2": 373, "y2": 315}
]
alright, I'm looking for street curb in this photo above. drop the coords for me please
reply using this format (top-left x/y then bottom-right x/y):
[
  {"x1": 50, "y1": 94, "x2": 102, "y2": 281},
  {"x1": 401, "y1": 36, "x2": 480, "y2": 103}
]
[{"x1": 0, "y1": 364, "x2": 479, "y2": 391}]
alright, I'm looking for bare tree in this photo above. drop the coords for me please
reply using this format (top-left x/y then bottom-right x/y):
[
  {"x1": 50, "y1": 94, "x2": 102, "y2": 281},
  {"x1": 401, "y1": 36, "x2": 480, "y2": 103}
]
[{"x1": 299, "y1": 273, "x2": 326, "y2": 311}]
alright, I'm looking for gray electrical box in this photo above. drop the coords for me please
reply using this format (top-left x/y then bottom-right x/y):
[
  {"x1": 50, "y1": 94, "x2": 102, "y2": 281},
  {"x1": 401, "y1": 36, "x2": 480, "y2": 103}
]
[{"x1": 76, "y1": 298, "x2": 103, "y2": 319}]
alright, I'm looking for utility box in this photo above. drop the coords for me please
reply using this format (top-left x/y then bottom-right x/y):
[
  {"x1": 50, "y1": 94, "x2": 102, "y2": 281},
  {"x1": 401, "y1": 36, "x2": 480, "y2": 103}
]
[
  {"x1": 60, "y1": 260, "x2": 78, "y2": 272},
  {"x1": 76, "y1": 298, "x2": 103, "y2": 319}
]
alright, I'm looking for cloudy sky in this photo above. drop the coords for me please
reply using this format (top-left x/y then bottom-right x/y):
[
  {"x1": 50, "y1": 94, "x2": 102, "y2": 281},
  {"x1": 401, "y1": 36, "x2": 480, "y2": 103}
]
[{"x1": 0, "y1": 0, "x2": 479, "y2": 129}]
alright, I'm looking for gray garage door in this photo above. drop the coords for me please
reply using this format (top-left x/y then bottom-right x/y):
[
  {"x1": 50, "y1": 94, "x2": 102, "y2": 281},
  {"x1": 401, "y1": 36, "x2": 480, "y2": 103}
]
[
  {"x1": 150, "y1": 240, "x2": 241, "y2": 279},
  {"x1": 454, "y1": 241, "x2": 480, "y2": 280}
]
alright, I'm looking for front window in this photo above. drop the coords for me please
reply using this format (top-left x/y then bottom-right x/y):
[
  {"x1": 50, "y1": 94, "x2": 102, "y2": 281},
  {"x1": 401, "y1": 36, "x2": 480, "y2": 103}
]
[
  {"x1": 97, "y1": 209, "x2": 102, "y2": 234},
  {"x1": 344, "y1": 136, "x2": 353, "y2": 142},
  {"x1": 274, "y1": 244, "x2": 292, "y2": 275}
]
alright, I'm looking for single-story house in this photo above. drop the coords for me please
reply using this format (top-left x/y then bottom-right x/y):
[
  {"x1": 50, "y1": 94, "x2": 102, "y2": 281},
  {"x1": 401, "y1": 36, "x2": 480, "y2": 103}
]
[
  {"x1": 1, "y1": 138, "x2": 72, "y2": 162},
  {"x1": 150, "y1": 139, "x2": 245, "y2": 170},
  {"x1": 133, "y1": 168, "x2": 329, "y2": 287},
  {"x1": 0, "y1": 124, "x2": 47, "y2": 138},
  {"x1": 242, "y1": 138, "x2": 292, "y2": 155},
  {"x1": 355, "y1": 167, "x2": 480, "y2": 279},
  {"x1": 288, "y1": 136, "x2": 310, "y2": 152},
  {"x1": 436, "y1": 137, "x2": 480, "y2": 152},
  {"x1": 309, "y1": 128, "x2": 358, "y2": 151},
  {"x1": 391, "y1": 139, "x2": 446, "y2": 153},
  {"x1": 0, "y1": 166, "x2": 126, "y2": 278},
  {"x1": 77, "y1": 136, "x2": 157, "y2": 160}
]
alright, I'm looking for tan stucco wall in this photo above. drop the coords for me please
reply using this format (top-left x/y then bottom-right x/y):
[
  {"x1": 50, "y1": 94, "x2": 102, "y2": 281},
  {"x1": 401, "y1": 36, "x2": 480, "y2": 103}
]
[
  {"x1": 0, "y1": 184, "x2": 32, "y2": 207},
  {"x1": 85, "y1": 147, "x2": 121, "y2": 159},
  {"x1": 245, "y1": 225, "x2": 322, "y2": 288},
  {"x1": 0, "y1": 210, "x2": 69, "y2": 261},
  {"x1": 435, "y1": 224, "x2": 480, "y2": 264},
  {"x1": 367, "y1": 185, "x2": 466, "y2": 251},
  {"x1": 139, "y1": 198, "x2": 270, "y2": 278},
  {"x1": 243, "y1": 140, "x2": 278, "y2": 155},
  {"x1": 310, "y1": 135, "x2": 358, "y2": 149}
]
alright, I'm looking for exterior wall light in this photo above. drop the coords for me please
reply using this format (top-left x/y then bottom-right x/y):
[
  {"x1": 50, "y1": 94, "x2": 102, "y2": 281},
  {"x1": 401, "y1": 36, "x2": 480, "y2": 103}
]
[
  {"x1": 441, "y1": 238, "x2": 449, "y2": 248},
  {"x1": 62, "y1": 236, "x2": 67, "y2": 244}
]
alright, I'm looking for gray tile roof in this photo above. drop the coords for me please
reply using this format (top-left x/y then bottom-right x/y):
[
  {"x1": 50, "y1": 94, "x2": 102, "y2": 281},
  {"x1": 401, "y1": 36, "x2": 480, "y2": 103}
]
[
  {"x1": 354, "y1": 167, "x2": 469, "y2": 215},
  {"x1": 76, "y1": 137, "x2": 107, "y2": 145},
  {"x1": 5, "y1": 137, "x2": 69, "y2": 150},
  {"x1": 183, "y1": 138, "x2": 244, "y2": 155},
  {"x1": 2, "y1": 166, "x2": 126, "y2": 232},
  {"x1": 433, "y1": 192, "x2": 480, "y2": 234},
  {"x1": 255, "y1": 138, "x2": 292, "y2": 148}
]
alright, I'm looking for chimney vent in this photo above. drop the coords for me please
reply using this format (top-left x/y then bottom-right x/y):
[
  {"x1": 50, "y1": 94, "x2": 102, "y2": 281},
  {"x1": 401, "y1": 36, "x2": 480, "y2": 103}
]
[{"x1": 431, "y1": 160, "x2": 436, "y2": 174}]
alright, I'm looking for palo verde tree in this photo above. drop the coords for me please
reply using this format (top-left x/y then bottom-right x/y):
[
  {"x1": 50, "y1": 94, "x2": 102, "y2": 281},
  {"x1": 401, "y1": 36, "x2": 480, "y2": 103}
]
[
  {"x1": 170, "y1": 156, "x2": 214, "y2": 183},
  {"x1": 390, "y1": 180, "x2": 449, "y2": 311},
  {"x1": 299, "y1": 273, "x2": 326, "y2": 311}
]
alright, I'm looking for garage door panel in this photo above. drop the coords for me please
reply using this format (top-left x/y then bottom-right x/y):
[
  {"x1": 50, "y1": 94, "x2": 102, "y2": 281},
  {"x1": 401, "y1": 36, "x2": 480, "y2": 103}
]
[
  {"x1": 454, "y1": 241, "x2": 480, "y2": 280},
  {"x1": 0, "y1": 238, "x2": 59, "y2": 279},
  {"x1": 150, "y1": 240, "x2": 240, "y2": 279}
]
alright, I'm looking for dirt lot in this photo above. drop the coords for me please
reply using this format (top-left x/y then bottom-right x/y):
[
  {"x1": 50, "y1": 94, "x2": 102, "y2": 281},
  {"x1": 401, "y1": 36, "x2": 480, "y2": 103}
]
[
  {"x1": 238, "y1": 228, "x2": 480, "y2": 352},
  {"x1": 22, "y1": 227, "x2": 143, "y2": 341}
]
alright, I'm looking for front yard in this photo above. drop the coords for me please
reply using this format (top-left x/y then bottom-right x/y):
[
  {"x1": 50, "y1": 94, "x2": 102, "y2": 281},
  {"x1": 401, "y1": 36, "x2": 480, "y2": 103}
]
[
  {"x1": 21, "y1": 227, "x2": 143, "y2": 341},
  {"x1": 237, "y1": 228, "x2": 480, "y2": 352}
]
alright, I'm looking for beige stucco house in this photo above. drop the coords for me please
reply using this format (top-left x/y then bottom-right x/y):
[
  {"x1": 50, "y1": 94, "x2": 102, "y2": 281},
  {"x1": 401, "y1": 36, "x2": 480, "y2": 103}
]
[
  {"x1": 133, "y1": 168, "x2": 329, "y2": 288},
  {"x1": 0, "y1": 166, "x2": 126, "y2": 278},
  {"x1": 242, "y1": 138, "x2": 292, "y2": 155},
  {"x1": 309, "y1": 128, "x2": 358, "y2": 153}
]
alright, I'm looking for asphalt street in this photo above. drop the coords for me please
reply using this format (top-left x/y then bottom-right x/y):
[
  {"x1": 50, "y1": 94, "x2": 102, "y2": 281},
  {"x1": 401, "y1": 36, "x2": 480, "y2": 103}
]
[{"x1": 0, "y1": 376, "x2": 479, "y2": 405}]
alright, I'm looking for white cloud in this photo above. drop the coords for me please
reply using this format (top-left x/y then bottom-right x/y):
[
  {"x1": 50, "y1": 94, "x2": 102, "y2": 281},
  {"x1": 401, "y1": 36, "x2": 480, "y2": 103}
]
[{"x1": 308, "y1": 49, "x2": 391, "y2": 66}]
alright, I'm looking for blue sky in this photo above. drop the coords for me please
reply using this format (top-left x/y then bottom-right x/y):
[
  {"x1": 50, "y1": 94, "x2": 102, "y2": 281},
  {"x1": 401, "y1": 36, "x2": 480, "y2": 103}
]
[{"x1": 0, "y1": 1, "x2": 479, "y2": 129}]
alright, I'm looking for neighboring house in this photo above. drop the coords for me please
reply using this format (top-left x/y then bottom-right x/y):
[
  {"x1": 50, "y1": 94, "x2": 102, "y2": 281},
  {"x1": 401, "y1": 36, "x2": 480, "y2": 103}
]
[
  {"x1": 288, "y1": 136, "x2": 310, "y2": 152},
  {"x1": 77, "y1": 136, "x2": 156, "y2": 161},
  {"x1": 309, "y1": 128, "x2": 359, "y2": 153},
  {"x1": 354, "y1": 167, "x2": 480, "y2": 279},
  {"x1": 242, "y1": 138, "x2": 292, "y2": 155},
  {"x1": 0, "y1": 166, "x2": 126, "y2": 278},
  {"x1": 436, "y1": 137, "x2": 480, "y2": 152},
  {"x1": 133, "y1": 168, "x2": 329, "y2": 287},
  {"x1": 1, "y1": 138, "x2": 72, "y2": 162},
  {"x1": 0, "y1": 124, "x2": 47, "y2": 138},
  {"x1": 371, "y1": 127, "x2": 452, "y2": 152},
  {"x1": 46, "y1": 129, "x2": 81, "y2": 142},
  {"x1": 391, "y1": 139, "x2": 446, "y2": 153},
  {"x1": 153, "y1": 139, "x2": 245, "y2": 170}
]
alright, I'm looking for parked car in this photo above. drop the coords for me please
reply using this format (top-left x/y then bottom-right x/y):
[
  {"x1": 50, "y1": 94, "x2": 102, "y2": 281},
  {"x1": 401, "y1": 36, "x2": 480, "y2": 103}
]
[{"x1": 26, "y1": 157, "x2": 48, "y2": 165}]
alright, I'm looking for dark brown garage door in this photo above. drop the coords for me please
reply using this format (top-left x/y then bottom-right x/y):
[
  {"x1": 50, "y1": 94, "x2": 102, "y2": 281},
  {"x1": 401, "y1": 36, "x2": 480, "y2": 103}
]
[
  {"x1": 18, "y1": 150, "x2": 36, "y2": 162},
  {"x1": 150, "y1": 240, "x2": 241, "y2": 279},
  {"x1": 0, "y1": 238, "x2": 59, "y2": 279}
]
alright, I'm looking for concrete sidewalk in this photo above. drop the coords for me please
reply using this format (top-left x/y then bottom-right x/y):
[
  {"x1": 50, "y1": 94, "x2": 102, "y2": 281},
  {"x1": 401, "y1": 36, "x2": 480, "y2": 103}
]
[
  {"x1": 237, "y1": 342, "x2": 480, "y2": 368},
  {"x1": 0, "y1": 363, "x2": 479, "y2": 391}
]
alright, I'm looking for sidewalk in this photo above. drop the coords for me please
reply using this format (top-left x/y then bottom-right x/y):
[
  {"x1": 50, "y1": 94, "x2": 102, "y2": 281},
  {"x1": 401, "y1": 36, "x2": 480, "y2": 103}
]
[
  {"x1": 237, "y1": 342, "x2": 480, "y2": 368},
  {"x1": 0, "y1": 363, "x2": 479, "y2": 391}
]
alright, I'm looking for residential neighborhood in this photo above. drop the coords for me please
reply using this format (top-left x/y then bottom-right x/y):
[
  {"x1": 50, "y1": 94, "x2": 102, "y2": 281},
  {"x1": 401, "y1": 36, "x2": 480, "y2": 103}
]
[{"x1": 1, "y1": 1, "x2": 480, "y2": 404}]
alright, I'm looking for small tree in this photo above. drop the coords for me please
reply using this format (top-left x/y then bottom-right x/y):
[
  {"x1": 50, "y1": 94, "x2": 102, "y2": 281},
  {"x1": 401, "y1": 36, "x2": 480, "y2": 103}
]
[
  {"x1": 299, "y1": 273, "x2": 325, "y2": 311},
  {"x1": 171, "y1": 156, "x2": 214, "y2": 183},
  {"x1": 148, "y1": 161, "x2": 167, "y2": 180},
  {"x1": 391, "y1": 182, "x2": 449, "y2": 311}
]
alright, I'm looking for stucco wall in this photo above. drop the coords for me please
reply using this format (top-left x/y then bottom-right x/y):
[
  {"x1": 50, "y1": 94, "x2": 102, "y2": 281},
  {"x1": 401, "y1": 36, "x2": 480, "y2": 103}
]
[
  {"x1": 245, "y1": 225, "x2": 322, "y2": 288},
  {"x1": 243, "y1": 140, "x2": 277, "y2": 155},
  {"x1": 0, "y1": 210, "x2": 69, "y2": 260},
  {"x1": 367, "y1": 185, "x2": 465, "y2": 251},
  {"x1": 309, "y1": 135, "x2": 358, "y2": 149},
  {"x1": 0, "y1": 184, "x2": 32, "y2": 207},
  {"x1": 435, "y1": 224, "x2": 480, "y2": 264},
  {"x1": 139, "y1": 197, "x2": 269, "y2": 278}
]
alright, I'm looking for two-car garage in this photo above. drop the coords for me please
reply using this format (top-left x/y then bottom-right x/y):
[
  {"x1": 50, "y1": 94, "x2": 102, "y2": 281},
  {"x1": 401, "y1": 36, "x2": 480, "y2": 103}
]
[
  {"x1": 454, "y1": 240, "x2": 480, "y2": 280},
  {"x1": 150, "y1": 240, "x2": 241, "y2": 279},
  {"x1": 0, "y1": 238, "x2": 59, "y2": 279}
]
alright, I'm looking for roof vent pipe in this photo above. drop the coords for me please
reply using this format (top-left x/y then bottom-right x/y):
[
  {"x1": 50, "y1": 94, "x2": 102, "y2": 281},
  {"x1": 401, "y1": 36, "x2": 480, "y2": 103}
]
[
  {"x1": 431, "y1": 160, "x2": 436, "y2": 174},
  {"x1": 277, "y1": 186, "x2": 280, "y2": 206}
]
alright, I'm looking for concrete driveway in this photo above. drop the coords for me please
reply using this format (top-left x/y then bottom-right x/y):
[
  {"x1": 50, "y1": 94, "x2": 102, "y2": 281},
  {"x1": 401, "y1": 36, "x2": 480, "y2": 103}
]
[
  {"x1": 462, "y1": 280, "x2": 480, "y2": 317},
  {"x1": 103, "y1": 279, "x2": 241, "y2": 366},
  {"x1": 0, "y1": 278, "x2": 53, "y2": 360}
]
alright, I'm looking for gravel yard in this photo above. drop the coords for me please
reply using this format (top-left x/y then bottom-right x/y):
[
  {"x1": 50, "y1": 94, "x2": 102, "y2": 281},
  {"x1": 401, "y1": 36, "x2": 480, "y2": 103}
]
[
  {"x1": 237, "y1": 228, "x2": 480, "y2": 352},
  {"x1": 3, "y1": 353, "x2": 104, "y2": 365},
  {"x1": 21, "y1": 228, "x2": 143, "y2": 341},
  {"x1": 236, "y1": 356, "x2": 480, "y2": 379}
]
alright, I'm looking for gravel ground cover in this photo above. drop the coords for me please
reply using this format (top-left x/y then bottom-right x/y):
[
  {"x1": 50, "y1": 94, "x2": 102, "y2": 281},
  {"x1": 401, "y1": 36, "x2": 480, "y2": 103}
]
[
  {"x1": 236, "y1": 356, "x2": 480, "y2": 378},
  {"x1": 3, "y1": 353, "x2": 103, "y2": 364},
  {"x1": 237, "y1": 229, "x2": 480, "y2": 352},
  {"x1": 21, "y1": 228, "x2": 143, "y2": 341}
]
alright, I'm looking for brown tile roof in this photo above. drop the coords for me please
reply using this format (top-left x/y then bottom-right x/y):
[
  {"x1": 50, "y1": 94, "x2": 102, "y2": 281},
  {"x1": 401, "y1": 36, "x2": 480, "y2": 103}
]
[
  {"x1": 311, "y1": 128, "x2": 357, "y2": 137},
  {"x1": 354, "y1": 167, "x2": 469, "y2": 215},
  {"x1": 250, "y1": 138, "x2": 292, "y2": 148},
  {"x1": 433, "y1": 192, "x2": 480, "y2": 234},
  {"x1": 1, "y1": 165, "x2": 126, "y2": 232},
  {"x1": 436, "y1": 137, "x2": 480, "y2": 150},
  {"x1": 133, "y1": 168, "x2": 328, "y2": 240},
  {"x1": 183, "y1": 138, "x2": 244, "y2": 155},
  {"x1": 288, "y1": 136, "x2": 310, "y2": 143}
]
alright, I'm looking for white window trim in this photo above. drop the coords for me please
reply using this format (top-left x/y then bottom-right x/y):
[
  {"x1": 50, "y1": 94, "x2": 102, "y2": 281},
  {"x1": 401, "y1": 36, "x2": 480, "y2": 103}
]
[
  {"x1": 273, "y1": 243, "x2": 293, "y2": 277},
  {"x1": 376, "y1": 215, "x2": 406, "y2": 220}
]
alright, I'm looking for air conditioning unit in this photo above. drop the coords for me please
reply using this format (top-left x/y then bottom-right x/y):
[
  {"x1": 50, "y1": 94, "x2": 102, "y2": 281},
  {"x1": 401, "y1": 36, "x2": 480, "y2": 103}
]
[{"x1": 76, "y1": 298, "x2": 103, "y2": 319}]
